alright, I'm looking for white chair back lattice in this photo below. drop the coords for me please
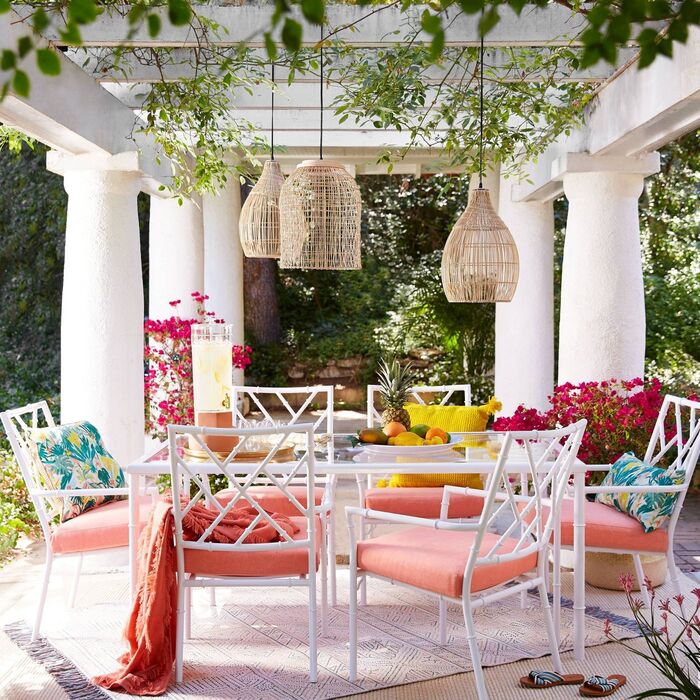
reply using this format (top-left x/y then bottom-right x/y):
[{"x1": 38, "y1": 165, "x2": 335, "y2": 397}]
[
  {"x1": 0, "y1": 401, "x2": 57, "y2": 539},
  {"x1": 168, "y1": 423, "x2": 317, "y2": 558},
  {"x1": 642, "y1": 395, "x2": 700, "y2": 534},
  {"x1": 461, "y1": 420, "x2": 587, "y2": 595},
  {"x1": 366, "y1": 383, "x2": 471, "y2": 428}
]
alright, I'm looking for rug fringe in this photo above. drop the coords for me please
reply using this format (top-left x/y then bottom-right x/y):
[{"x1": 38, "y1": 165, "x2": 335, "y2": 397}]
[{"x1": 3, "y1": 621, "x2": 109, "y2": 699}]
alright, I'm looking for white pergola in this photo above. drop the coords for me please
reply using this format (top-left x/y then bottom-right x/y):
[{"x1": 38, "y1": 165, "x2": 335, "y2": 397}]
[{"x1": 1, "y1": 3, "x2": 699, "y2": 463}]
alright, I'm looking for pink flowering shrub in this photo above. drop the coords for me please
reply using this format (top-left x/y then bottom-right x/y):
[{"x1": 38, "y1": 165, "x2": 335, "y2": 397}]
[
  {"x1": 604, "y1": 574, "x2": 700, "y2": 698},
  {"x1": 493, "y1": 378, "x2": 668, "y2": 483},
  {"x1": 144, "y1": 292, "x2": 252, "y2": 440}
]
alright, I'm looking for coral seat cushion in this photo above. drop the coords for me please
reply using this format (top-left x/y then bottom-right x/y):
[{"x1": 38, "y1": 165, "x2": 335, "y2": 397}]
[
  {"x1": 184, "y1": 516, "x2": 322, "y2": 577},
  {"x1": 215, "y1": 486, "x2": 324, "y2": 517},
  {"x1": 357, "y1": 527, "x2": 537, "y2": 598},
  {"x1": 522, "y1": 499, "x2": 669, "y2": 553},
  {"x1": 51, "y1": 497, "x2": 152, "y2": 554},
  {"x1": 364, "y1": 487, "x2": 484, "y2": 519},
  {"x1": 559, "y1": 498, "x2": 669, "y2": 552}
]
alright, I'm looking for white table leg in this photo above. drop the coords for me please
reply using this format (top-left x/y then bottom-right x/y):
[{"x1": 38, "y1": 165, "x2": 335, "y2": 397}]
[
  {"x1": 573, "y1": 470, "x2": 586, "y2": 660},
  {"x1": 128, "y1": 473, "x2": 141, "y2": 600}
]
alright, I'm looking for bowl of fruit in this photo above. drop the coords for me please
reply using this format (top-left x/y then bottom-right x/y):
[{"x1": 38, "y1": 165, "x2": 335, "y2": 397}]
[{"x1": 357, "y1": 422, "x2": 460, "y2": 456}]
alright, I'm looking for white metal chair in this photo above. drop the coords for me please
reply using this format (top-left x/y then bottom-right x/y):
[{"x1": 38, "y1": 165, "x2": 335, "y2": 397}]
[
  {"x1": 553, "y1": 395, "x2": 700, "y2": 634},
  {"x1": 347, "y1": 420, "x2": 587, "y2": 700},
  {"x1": 360, "y1": 383, "x2": 477, "y2": 608},
  {"x1": 227, "y1": 385, "x2": 337, "y2": 604},
  {"x1": 366, "y1": 383, "x2": 472, "y2": 429},
  {"x1": 0, "y1": 400, "x2": 149, "y2": 640},
  {"x1": 168, "y1": 422, "x2": 322, "y2": 683}
]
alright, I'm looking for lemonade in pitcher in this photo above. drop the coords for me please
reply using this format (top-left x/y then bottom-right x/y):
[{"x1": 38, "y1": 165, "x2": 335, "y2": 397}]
[{"x1": 191, "y1": 323, "x2": 233, "y2": 415}]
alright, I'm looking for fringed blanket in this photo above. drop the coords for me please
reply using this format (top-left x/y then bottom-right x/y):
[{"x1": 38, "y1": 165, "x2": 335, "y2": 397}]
[{"x1": 93, "y1": 496, "x2": 299, "y2": 695}]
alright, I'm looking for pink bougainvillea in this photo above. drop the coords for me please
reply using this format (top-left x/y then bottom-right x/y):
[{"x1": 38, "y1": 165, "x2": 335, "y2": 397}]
[
  {"x1": 144, "y1": 292, "x2": 252, "y2": 439},
  {"x1": 493, "y1": 378, "x2": 671, "y2": 483}
]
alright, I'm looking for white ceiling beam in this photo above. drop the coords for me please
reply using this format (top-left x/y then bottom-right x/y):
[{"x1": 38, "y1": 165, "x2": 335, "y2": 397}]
[
  {"x1": 40, "y1": 4, "x2": 598, "y2": 48},
  {"x1": 514, "y1": 27, "x2": 700, "y2": 202},
  {"x1": 0, "y1": 12, "x2": 170, "y2": 193},
  {"x1": 70, "y1": 47, "x2": 634, "y2": 84}
]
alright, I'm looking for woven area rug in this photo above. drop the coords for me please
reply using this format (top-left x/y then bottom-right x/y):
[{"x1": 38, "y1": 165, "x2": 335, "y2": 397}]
[{"x1": 2, "y1": 568, "x2": 649, "y2": 700}]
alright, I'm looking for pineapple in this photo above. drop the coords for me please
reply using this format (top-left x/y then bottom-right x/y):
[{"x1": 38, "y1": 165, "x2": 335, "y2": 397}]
[{"x1": 377, "y1": 358, "x2": 414, "y2": 430}]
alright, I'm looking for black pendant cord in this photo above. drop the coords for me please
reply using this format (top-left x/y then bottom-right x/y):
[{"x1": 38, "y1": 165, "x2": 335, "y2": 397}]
[
  {"x1": 319, "y1": 26, "x2": 324, "y2": 160},
  {"x1": 270, "y1": 61, "x2": 275, "y2": 161},
  {"x1": 478, "y1": 29, "x2": 484, "y2": 189}
]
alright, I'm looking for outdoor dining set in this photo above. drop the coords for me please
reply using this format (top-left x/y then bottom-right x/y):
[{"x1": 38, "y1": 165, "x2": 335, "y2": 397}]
[{"x1": 1, "y1": 384, "x2": 699, "y2": 700}]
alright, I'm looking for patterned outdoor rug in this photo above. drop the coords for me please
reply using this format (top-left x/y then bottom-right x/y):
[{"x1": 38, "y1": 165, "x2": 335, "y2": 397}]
[{"x1": 4, "y1": 570, "x2": 646, "y2": 700}]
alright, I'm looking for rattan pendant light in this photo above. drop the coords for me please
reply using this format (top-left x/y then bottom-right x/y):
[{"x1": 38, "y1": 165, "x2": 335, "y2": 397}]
[
  {"x1": 239, "y1": 63, "x2": 285, "y2": 258},
  {"x1": 440, "y1": 33, "x2": 519, "y2": 303},
  {"x1": 279, "y1": 29, "x2": 362, "y2": 270}
]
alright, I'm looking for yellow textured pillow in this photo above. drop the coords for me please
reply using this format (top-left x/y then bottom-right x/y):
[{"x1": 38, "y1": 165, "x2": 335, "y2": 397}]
[{"x1": 385, "y1": 398, "x2": 502, "y2": 490}]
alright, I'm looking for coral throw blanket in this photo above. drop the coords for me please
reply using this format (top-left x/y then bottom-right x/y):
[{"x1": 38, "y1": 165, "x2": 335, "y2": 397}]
[{"x1": 92, "y1": 496, "x2": 299, "y2": 695}]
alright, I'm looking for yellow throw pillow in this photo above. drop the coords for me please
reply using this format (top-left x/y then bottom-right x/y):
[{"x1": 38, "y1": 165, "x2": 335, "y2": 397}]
[{"x1": 385, "y1": 398, "x2": 502, "y2": 490}]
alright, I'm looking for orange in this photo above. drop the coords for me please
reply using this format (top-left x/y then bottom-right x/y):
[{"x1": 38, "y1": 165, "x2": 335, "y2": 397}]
[
  {"x1": 383, "y1": 421, "x2": 407, "y2": 438},
  {"x1": 425, "y1": 427, "x2": 448, "y2": 444}
]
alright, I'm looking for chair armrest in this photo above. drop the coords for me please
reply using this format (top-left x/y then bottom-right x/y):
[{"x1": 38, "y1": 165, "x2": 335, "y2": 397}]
[
  {"x1": 345, "y1": 505, "x2": 478, "y2": 532},
  {"x1": 584, "y1": 484, "x2": 686, "y2": 496},
  {"x1": 29, "y1": 487, "x2": 130, "y2": 498},
  {"x1": 439, "y1": 485, "x2": 487, "y2": 519}
]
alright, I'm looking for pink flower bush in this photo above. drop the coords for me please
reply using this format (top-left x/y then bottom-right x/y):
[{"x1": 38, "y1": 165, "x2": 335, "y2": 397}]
[
  {"x1": 144, "y1": 292, "x2": 252, "y2": 440},
  {"x1": 493, "y1": 378, "x2": 669, "y2": 483}
]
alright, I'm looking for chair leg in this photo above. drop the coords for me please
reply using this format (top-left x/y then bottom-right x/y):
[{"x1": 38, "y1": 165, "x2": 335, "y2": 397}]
[
  {"x1": 328, "y1": 509, "x2": 337, "y2": 607},
  {"x1": 359, "y1": 516, "x2": 367, "y2": 606},
  {"x1": 32, "y1": 551, "x2": 53, "y2": 641},
  {"x1": 320, "y1": 515, "x2": 329, "y2": 636},
  {"x1": 667, "y1": 549, "x2": 684, "y2": 614},
  {"x1": 461, "y1": 600, "x2": 489, "y2": 700},
  {"x1": 349, "y1": 546, "x2": 358, "y2": 682},
  {"x1": 538, "y1": 581, "x2": 563, "y2": 673},
  {"x1": 553, "y1": 532, "x2": 562, "y2": 646},
  {"x1": 176, "y1": 579, "x2": 185, "y2": 683},
  {"x1": 184, "y1": 578, "x2": 192, "y2": 640},
  {"x1": 438, "y1": 598, "x2": 447, "y2": 645},
  {"x1": 308, "y1": 557, "x2": 318, "y2": 683},
  {"x1": 633, "y1": 554, "x2": 651, "y2": 609},
  {"x1": 68, "y1": 553, "x2": 83, "y2": 608},
  {"x1": 208, "y1": 587, "x2": 216, "y2": 608}
]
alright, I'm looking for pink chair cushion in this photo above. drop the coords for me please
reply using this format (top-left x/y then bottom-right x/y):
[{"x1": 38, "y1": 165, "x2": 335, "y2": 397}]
[
  {"x1": 215, "y1": 486, "x2": 325, "y2": 517},
  {"x1": 184, "y1": 516, "x2": 322, "y2": 577},
  {"x1": 364, "y1": 487, "x2": 484, "y2": 519},
  {"x1": 558, "y1": 498, "x2": 669, "y2": 553},
  {"x1": 51, "y1": 497, "x2": 152, "y2": 555},
  {"x1": 357, "y1": 527, "x2": 538, "y2": 598}
]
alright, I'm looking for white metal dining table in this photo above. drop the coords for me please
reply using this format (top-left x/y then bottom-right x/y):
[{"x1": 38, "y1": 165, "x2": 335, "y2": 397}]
[{"x1": 126, "y1": 431, "x2": 588, "y2": 660}]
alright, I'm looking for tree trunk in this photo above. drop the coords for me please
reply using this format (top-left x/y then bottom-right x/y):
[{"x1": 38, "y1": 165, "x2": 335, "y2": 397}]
[{"x1": 243, "y1": 257, "x2": 282, "y2": 345}]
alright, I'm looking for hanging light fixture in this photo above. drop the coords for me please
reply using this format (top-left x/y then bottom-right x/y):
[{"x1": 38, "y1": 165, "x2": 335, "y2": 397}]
[
  {"x1": 440, "y1": 32, "x2": 519, "y2": 303},
  {"x1": 239, "y1": 62, "x2": 285, "y2": 258},
  {"x1": 279, "y1": 27, "x2": 362, "y2": 270}
]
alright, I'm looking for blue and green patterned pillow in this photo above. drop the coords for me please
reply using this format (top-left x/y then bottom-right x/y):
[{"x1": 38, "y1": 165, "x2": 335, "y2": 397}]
[
  {"x1": 596, "y1": 452, "x2": 685, "y2": 533},
  {"x1": 27, "y1": 421, "x2": 126, "y2": 522}
]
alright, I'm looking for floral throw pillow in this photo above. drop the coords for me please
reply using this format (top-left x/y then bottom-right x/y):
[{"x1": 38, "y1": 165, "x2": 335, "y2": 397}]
[
  {"x1": 26, "y1": 421, "x2": 126, "y2": 522},
  {"x1": 596, "y1": 452, "x2": 685, "y2": 533}
]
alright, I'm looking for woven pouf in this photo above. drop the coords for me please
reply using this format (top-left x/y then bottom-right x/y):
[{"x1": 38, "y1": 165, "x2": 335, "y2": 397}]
[{"x1": 583, "y1": 552, "x2": 667, "y2": 591}]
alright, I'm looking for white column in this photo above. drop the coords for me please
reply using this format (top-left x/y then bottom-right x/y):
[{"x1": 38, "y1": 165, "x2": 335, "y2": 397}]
[
  {"x1": 149, "y1": 195, "x2": 204, "y2": 319},
  {"x1": 557, "y1": 152, "x2": 660, "y2": 384},
  {"x1": 202, "y1": 178, "x2": 245, "y2": 385},
  {"x1": 48, "y1": 152, "x2": 144, "y2": 465},
  {"x1": 495, "y1": 176, "x2": 554, "y2": 414}
]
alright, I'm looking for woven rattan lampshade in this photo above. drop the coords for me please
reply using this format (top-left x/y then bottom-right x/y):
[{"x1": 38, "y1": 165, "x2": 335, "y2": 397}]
[
  {"x1": 441, "y1": 187, "x2": 519, "y2": 302},
  {"x1": 279, "y1": 159, "x2": 362, "y2": 270},
  {"x1": 239, "y1": 160, "x2": 285, "y2": 258}
]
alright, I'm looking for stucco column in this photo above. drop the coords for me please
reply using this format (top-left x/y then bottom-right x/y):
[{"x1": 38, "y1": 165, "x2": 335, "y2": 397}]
[
  {"x1": 48, "y1": 152, "x2": 144, "y2": 465},
  {"x1": 557, "y1": 152, "x2": 660, "y2": 385},
  {"x1": 202, "y1": 178, "x2": 245, "y2": 385},
  {"x1": 495, "y1": 176, "x2": 554, "y2": 414},
  {"x1": 149, "y1": 194, "x2": 204, "y2": 319}
]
